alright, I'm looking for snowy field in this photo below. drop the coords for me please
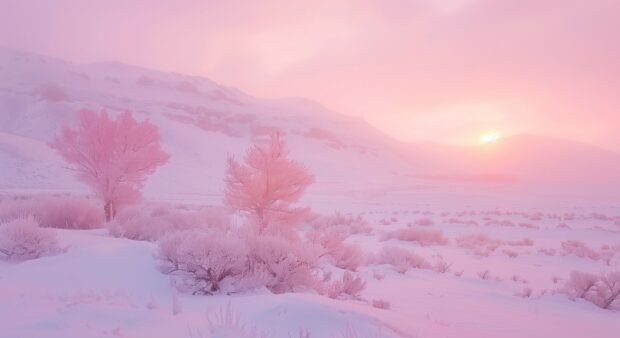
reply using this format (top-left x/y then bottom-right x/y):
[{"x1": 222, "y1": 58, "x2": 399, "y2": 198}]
[
  {"x1": 1, "y1": 190, "x2": 619, "y2": 338},
  {"x1": 1, "y1": 48, "x2": 619, "y2": 338}
]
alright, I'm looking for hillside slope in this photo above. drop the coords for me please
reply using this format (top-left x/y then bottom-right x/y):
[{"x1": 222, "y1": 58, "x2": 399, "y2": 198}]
[{"x1": 0, "y1": 48, "x2": 416, "y2": 199}]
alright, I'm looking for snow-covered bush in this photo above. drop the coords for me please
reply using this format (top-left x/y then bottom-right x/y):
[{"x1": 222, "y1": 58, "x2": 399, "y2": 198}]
[
  {"x1": 157, "y1": 230, "x2": 249, "y2": 294},
  {"x1": 518, "y1": 222, "x2": 539, "y2": 229},
  {"x1": 157, "y1": 230, "x2": 321, "y2": 295},
  {"x1": 368, "y1": 246, "x2": 430, "y2": 273},
  {"x1": 310, "y1": 211, "x2": 372, "y2": 236},
  {"x1": 0, "y1": 215, "x2": 63, "y2": 261},
  {"x1": 371, "y1": 298, "x2": 391, "y2": 310},
  {"x1": 325, "y1": 271, "x2": 366, "y2": 299},
  {"x1": 330, "y1": 243, "x2": 365, "y2": 271},
  {"x1": 108, "y1": 204, "x2": 231, "y2": 241},
  {"x1": 456, "y1": 234, "x2": 532, "y2": 257},
  {"x1": 0, "y1": 195, "x2": 103, "y2": 229},
  {"x1": 515, "y1": 287, "x2": 533, "y2": 298},
  {"x1": 306, "y1": 230, "x2": 365, "y2": 271},
  {"x1": 561, "y1": 240, "x2": 601, "y2": 260},
  {"x1": 382, "y1": 228, "x2": 448, "y2": 246},
  {"x1": 245, "y1": 234, "x2": 321, "y2": 294},
  {"x1": 414, "y1": 217, "x2": 434, "y2": 226},
  {"x1": 591, "y1": 271, "x2": 620, "y2": 309},
  {"x1": 432, "y1": 256, "x2": 452, "y2": 273},
  {"x1": 502, "y1": 249, "x2": 519, "y2": 258},
  {"x1": 455, "y1": 234, "x2": 501, "y2": 256},
  {"x1": 563, "y1": 271, "x2": 599, "y2": 299},
  {"x1": 477, "y1": 270, "x2": 492, "y2": 280},
  {"x1": 562, "y1": 270, "x2": 620, "y2": 310}
]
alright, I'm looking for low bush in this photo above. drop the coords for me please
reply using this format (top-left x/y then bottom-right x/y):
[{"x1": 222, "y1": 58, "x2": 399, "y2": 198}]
[
  {"x1": 157, "y1": 230, "x2": 321, "y2": 295},
  {"x1": 108, "y1": 204, "x2": 231, "y2": 241},
  {"x1": 561, "y1": 240, "x2": 596, "y2": 259},
  {"x1": 0, "y1": 215, "x2": 63, "y2": 261},
  {"x1": 325, "y1": 271, "x2": 366, "y2": 299},
  {"x1": 562, "y1": 270, "x2": 620, "y2": 310},
  {"x1": 310, "y1": 212, "x2": 372, "y2": 236},
  {"x1": 306, "y1": 230, "x2": 365, "y2": 271},
  {"x1": 371, "y1": 299, "x2": 391, "y2": 310},
  {"x1": 382, "y1": 228, "x2": 448, "y2": 246},
  {"x1": 456, "y1": 234, "x2": 533, "y2": 257},
  {"x1": 0, "y1": 195, "x2": 102, "y2": 229},
  {"x1": 414, "y1": 218, "x2": 434, "y2": 226},
  {"x1": 368, "y1": 246, "x2": 430, "y2": 273}
]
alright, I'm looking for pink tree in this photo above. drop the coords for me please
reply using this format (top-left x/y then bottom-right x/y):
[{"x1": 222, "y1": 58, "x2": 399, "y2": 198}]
[
  {"x1": 51, "y1": 109, "x2": 169, "y2": 221},
  {"x1": 225, "y1": 133, "x2": 314, "y2": 235}
]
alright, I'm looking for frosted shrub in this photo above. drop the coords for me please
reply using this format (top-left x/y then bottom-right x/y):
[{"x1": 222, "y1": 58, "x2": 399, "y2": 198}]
[
  {"x1": 0, "y1": 215, "x2": 63, "y2": 261},
  {"x1": 310, "y1": 211, "x2": 372, "y2": 236},
  {"x1": 562, "y1": 270, "x2": 620, "y2": 310},
  {"x1": 369, "y1": 246, "x2": 430, "y2": 273},
  {"x1": 414, "y1": 217, "x2": 434, "y2": 226},
  {"x1": 502, "y1": 249, "x2": 519, "y2": 258},
  {"x1": 561, "y1": 240, "x2": 600, "y2": 260},
  {"x1": 382, "y1": 228, "x2": 448, "y2": 246},
  {"x1": 455, "y1": 234, "x2": 501, "y2": 256},
  {"x1": 325, "y1": 271, "x2": 366, "y2": 299},
  {"x1": 506, "y1": 238, "x2": 534, "y2": 246},
  {"x1": 307, "y1": 230, "x2": 364, "y2": 271},
  {"x1": 432, "y1": 256, "x2": 452, "y2": 273},
  {"x1": 109, "y1": 205, "x2": 231, "y2": 241},
  {"x1": 456, "y1": 234, "x2": 532, "y2": 256},
  {"x1": 245, "y1": 235, "x2": 320, "y2": 294},
  {"x1": 591, "y1": 271, "x2": 620, "y2": 309},
  {"x1": 331, "y1": 243, "x2": 365, "y2": 271},
  {"x1": 477, "y1": 270, "x2": 492, "y2": 280},
  {"x1": 157, "y1": 230, "x2": 249, "y2": 294},
  {"x1": 0, "y1": 195, "x2": 103, "y2": 229},
  {"x1": 107, "y1": 207, "x2": 161, "y2": 240},
  {"x1": 598, "y1": 244, "x2": 620, "y2": 265},
  {"x1": 564, "y1": 271, "x2": 599, "y2": 299},
  {"x1": 515, "y1": 287, "x2": 533, "y2": 298},
  {"x1": 518, "y1": 222, "x2": 539, "y2": 229},
  {"x1": 371, "y1": 299, "x2": 391, "y2": 309},
  {"x1": 157, "y1": 230, "x2": 321, "y2": 295}
]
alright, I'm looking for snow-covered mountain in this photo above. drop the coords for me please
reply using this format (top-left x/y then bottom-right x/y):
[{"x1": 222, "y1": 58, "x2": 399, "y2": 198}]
[
  {"x1": 1, "y1": 48, "x2": 619, "y2": 204},
  {"x1": 0, "y1": 48, "x2": 416, "y2": 199}
]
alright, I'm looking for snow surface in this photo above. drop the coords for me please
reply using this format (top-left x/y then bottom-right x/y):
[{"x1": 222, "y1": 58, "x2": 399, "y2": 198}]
[
  {"x1": 1, "y1": 48, "x2": 619, "y2": 337},
  {"x1": 1, "y1": 202, "x2": 619, "y2": 338}
]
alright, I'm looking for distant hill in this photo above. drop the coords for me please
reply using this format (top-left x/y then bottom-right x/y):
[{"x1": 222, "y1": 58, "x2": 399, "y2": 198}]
[
  {"x1": 0, "y1": 48, "x2": 415, "y2": 198},
  {"x1": 406, "y1": 134, "x2": 620, "y2": 186}
]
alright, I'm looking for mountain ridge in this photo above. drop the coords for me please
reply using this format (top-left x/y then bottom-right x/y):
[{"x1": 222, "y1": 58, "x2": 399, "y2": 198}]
[{"x1": 1, "y1": 47, "x2": 619, "y2": 201}]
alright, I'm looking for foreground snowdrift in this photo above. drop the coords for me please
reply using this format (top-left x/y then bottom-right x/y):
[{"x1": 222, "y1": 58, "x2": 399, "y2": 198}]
[{"x1": 0, "y1": 229, "x2": 407, "y2": 338}]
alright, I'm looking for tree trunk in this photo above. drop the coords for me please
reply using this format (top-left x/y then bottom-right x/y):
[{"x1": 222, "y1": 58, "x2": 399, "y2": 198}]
[
  {"x1": 104, "y1": 201, "x2": 112, "y2": 222},
  {"x1": 256, "y1": 208, "x2": 267, "y2": 234},
  {"x1": 111, "y1": 202, "x2": 116, "y2": 219}
]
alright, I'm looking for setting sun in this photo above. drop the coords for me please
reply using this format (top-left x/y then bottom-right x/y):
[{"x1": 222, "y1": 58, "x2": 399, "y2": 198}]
[{"x1": 480, "y1": 131, "x2": 500, "y2": 144}]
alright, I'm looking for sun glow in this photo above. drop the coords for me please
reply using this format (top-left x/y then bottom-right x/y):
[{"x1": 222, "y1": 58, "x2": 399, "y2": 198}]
[{"x1": 480, "y1": 131, "x2": 500, "y2": 144}]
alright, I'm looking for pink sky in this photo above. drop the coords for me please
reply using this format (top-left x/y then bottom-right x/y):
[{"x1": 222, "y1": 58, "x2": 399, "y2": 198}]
[{"x1": 0, "y1": 0, "x2": 618, "y2": 150}]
